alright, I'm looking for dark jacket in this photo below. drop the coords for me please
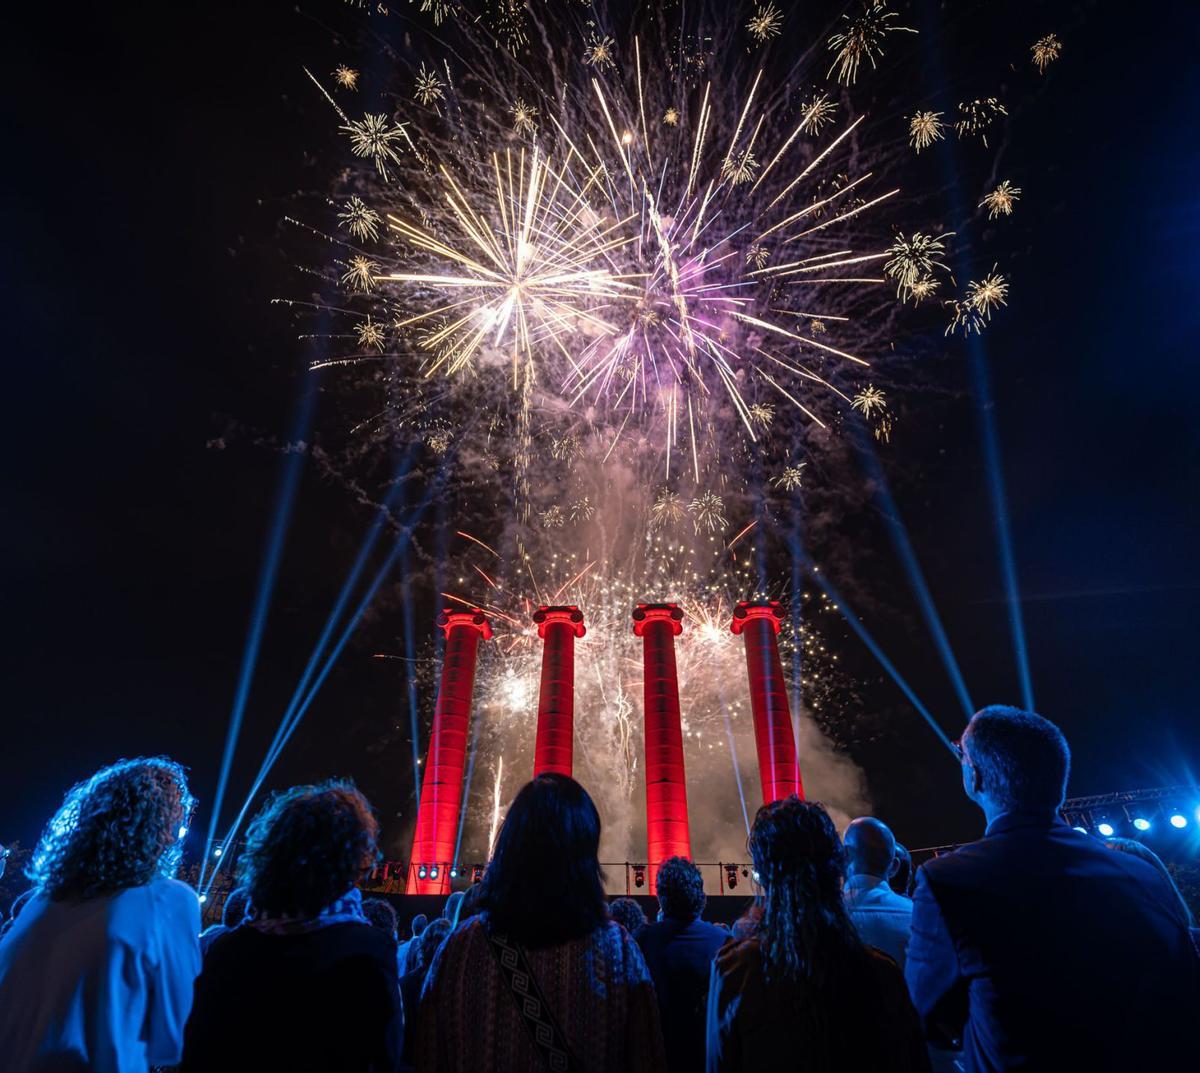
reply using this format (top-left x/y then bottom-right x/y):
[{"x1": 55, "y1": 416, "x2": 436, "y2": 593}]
[
  {"x1": 905, "y1": 812, "x2": 1200, "y2": 1073},
  {"x1": 707, "y1": 933, "x2": 929, "y2": 1073},
  {"x1": 181, "y1": 922, "x2": 403, "y2": 1072},
  {"x1": 638, "y1": 916, "x2": 728, "y2": 1073}
]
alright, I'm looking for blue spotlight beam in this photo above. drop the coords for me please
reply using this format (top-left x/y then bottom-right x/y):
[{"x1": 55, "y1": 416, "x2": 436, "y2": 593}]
[
  {"x1": 850, "y1": 421, "x2": 975, "y2": 720},
  {"x1": 967, "y1": 343, "x2": 1035, "y2": 711},
  {"x1": 202, "y1": 466, "x2": 444, "y2": 897},
  {"x1": 199, "y1": 378, "x2": 317, "y2": 886},
  {"x1": 798, "y1": 554, "x2": 957, "y2": 755},
  {"x1": 915, "y1": 0, "x2": 1034, "y2": 711}
]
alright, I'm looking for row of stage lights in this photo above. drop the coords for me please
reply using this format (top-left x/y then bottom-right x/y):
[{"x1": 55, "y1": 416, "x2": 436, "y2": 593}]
[
  {"x1": 413, "y1": 863, "x2": 485, "y2": 884},
  {"x1": 1065, "y1": 803, "x2": 1200, "y2": 838}
]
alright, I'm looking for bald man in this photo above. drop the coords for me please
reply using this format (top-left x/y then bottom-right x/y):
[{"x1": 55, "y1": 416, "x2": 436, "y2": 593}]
[{"x1": 843, "y1": 816, "x2": 913, "y2": 969}]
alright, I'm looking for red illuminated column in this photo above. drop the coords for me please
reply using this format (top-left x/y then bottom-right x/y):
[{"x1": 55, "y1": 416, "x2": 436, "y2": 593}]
[
  {"x1": 532, "y1": 605, "x2": 586, "y2": 778},
  {"x1": 408, "y1": 609, "x2": 493, "y2": 895},
  {"x1": 731, "y1": 601, "x2": 804, "y2": 803},
  {"x1": 632, "y1": 603, "x2": 692, "y2": 891}
]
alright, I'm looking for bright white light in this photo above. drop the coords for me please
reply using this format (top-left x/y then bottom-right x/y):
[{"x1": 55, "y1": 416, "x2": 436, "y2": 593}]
[
  {"x1": 1072, "y1": 826, "x2": 1087, "y2": 834},
  {"x1": 198, "y1": 893, "x2": 207, "y2": 904},
  {"x1": 1169, "y1": 814, "x2": 1187, "y2": 829},
  {"x1": 178, "y1": 826, "x2": 188, "y2": 839},
  {"x1": 1097, "y1": 822, "x2": 1115, "y2": 837},
  {"x1": 1132, "y1": 817, "x2": 1151, "y2": 832},
  {"x1": 213, "y1": 847, "x2": 223, "y2": 857}
]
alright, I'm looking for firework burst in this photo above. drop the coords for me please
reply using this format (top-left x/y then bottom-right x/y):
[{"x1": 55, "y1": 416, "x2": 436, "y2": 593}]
[
  {"x1": 414, "y1": 64, "x2": 446, "y2": 107},
  {"x1": 772, "y1": 463, "x2": 807, "y2": 490},
  {"x1": 688, "y1": 491, "x2": 728, "y2": 534},
  {"x1": 798, "y1": 93, "x2": 838, "y2": 134},
  {"x1": 650, "y1": 489, "x2": 687, "y2": 529},
  {"x1": 851, "y1": 385, "x2": 887, "y2": 417},
  {"x1": 1031, "y1": 34, "x2": 1062, "y2": 74},
  {"x1": 980, "y1": 180, "x2": 1021, "y2": 219},
  {"x1": 747, "y1": 4, "x2": 784, "y2": 44},
  {"x1": 341, "y1": 254, "x2": 379, "y2": 292},
  {"x1": 954, "y1": 98, "x2": 1007, "y2": 147},
  {"x1": 908, "y1": 111, "x2": 945, "y2": 152},
  {"x1": 827, "y1": 1, "x2": 917, "y2": 86},
  {"x1": 884, "y1": 232, "x2": 950, "y2": 301},
  {"x1": 337, "y1": 196, "x2": 381, "y2": 241},
  {"x1": 333, "y1": 65, "x2": 360, "y2": 90}
]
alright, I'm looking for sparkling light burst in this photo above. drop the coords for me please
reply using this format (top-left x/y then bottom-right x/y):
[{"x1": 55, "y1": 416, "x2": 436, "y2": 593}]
[
  {"x1": 908, "y1": 111, "x2": 945, "y2": 152},
  {"x1": 338, "y1": 196, "x2": 381, "y2": 241},
  {"x1": 827, "y1": 1, "x2": 917, "y2": 86},
  {"x1": 980, "y1": 180, "x2": 1021, "y2": 219},
  {"x1": 747, "y1": 4, "x2": 784, "y2": 44},
  {"x1": 1031, "y1": 34, "x2": 1062, "y2": 74},
  {"x1": 333, "y1": 65, "x2": 360, "y2": 90}
]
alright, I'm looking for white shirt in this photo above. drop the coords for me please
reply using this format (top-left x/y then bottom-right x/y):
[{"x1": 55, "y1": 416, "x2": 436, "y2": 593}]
[
  {"x1": 844, "y1": 873, "x2": 914, "y2": 969},
  {"x1": 0, "y1": 877, "x2": 201, "y2": 1073}
]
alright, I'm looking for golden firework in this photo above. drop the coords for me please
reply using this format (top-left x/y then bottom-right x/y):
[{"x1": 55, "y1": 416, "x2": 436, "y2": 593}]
[
  {"x1": 342, "y1": 255, "x2": 380, "y2": 292},
  {"x1": 980, "y1": 180, "x2": 1021, "y2": 219},
  {"x1": 908, "y1": 111, "x2": 945, "y2": 152},
  {"x1": 337, "y1": 196, "x2": 381, "y2": 242},
  {"x1": 827, "y1": 1, "x2": 917, "y2": 86},
  {"x1": 333, "y1": 65, "x2": 359, "y2": 90},
  {"x1": 1031, "y1": 34, "x2": 1062, "y2": 74},
  {"x1": 747, "y1": 4, "x2": 784, "y2": 43},
  {"x1": 414, "y1": 64, "x2": 446, "y2": 106},
  {"x1": 798, "y1": 93, "x2": 838, "y2": 134}
]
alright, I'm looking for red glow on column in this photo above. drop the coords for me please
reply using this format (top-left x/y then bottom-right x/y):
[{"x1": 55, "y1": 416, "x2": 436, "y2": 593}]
[
  {"x1": 532, "y1": 606, "x2": 586, "y2": 778},
  {"x1": 408, "y1": 609, "x2": 492, "y2": 895},
  {"x1": 731, "y1": 601, "x2": 803, "y2": 803},
  {"x1": 632, "y1": 602, "x2": 692, "y2": 892}
]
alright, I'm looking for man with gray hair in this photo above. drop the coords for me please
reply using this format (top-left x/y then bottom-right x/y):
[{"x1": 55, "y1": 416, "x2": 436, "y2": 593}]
[
  {"x1": 905, "y1": 705, "x2": 1198, "y2": 1073},
  {"x1": 843, "y1": 816, "x2": 913, "y2": 968}
]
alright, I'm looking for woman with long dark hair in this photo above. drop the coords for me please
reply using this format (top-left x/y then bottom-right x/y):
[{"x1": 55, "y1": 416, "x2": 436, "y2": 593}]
[
  {"x1": 416, "y1": 773, "x2": 665, "y2": 1072},
  {"x1": 0, "y1": 757, "x2": 201, "y2": 1073},
  {"x1": 180, "y1": 780, "x2": 403, "y2": 1072},
  {"x1": 706, "y1": 797, "x2": 929, "y2": 1072}
]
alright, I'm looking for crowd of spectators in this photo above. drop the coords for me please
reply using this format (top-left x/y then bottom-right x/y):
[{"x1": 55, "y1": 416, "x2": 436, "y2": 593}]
[{"x1": 0, "y1": 705, "x2": 1196, "y2": 1072}]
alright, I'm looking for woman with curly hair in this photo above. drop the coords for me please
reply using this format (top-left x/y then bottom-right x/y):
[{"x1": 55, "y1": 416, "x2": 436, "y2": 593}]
[
  {"x1": 706, "y1": 797, "x2": 929, "y2": 1073},
  {"x1": 180, "y1": 779, "x2": 403, "y2": 1072},
  {"x1": 0, "y1": 756, "x2": 201, "y2": 1073}
]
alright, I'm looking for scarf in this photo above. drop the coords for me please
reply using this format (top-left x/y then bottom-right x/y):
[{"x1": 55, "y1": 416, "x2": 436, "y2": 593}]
[{"x1": 248, "y1": 887, "x2": 369, "y2": 936}]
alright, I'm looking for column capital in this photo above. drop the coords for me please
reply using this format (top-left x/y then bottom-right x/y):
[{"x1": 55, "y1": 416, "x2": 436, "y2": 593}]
[
  {"x1": 730, "y1": 600, "x2": 785, "y2": 636},
  {"x1": 436, "y1": 608, "x2": 493, "y2": 640},
  {"x1": 533, "y1": 605, "x2": 586, "y2": 639},
  {"x1": 632, "y1": 602, "x2": 684, "y2": 637}
]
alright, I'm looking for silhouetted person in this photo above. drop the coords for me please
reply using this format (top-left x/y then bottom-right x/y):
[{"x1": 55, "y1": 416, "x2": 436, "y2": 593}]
[
  {"x1": 199, "y1": 886, "x2": 250, "y2": 955},
  {"x1": 638, "y1": 856, "x2": 727, "y2": 1073},
  {"x1": 362, "y1": 896, "x2": 400, "y2": 942},
  {"x1": 906, "y1": 706, "x2": 1200, "y2": 1072},
  {"x1": 707, "y1": 797, "x2": 929, "y2": 1073},
  {"x1": 610, "y1": 895, "x2": 648, "y2": 936},
  {"x1": 181, "y1": 780, "x2": 403, "y2": 1072},
  {"x1": 890, "y1": 842, "x2": 914, "y2": 896},
  {"x1": 396, "y1": 912, "x2": 428, "y2": 975},
  {"x1": 0, "y1": 757, "x2": 201, "y2": 1072},
  {"x1": 416, "y1": 773, "x2": 664, "y2": 1072},
  {"x1": 398, "y1": 917, "x2": 452, "y2": 1072},
  {"x1": 844, "y1": 817, "x2": 913, "y2": 968}
]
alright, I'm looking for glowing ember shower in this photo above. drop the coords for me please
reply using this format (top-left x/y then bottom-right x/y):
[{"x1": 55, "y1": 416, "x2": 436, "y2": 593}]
[
  {"x1": 731, "y1": 601, "x2": 804, "y2": 803},
  {"x1": 632, "y1": 603, "x2": 692, "y2": 890},
  {"x1": 532, "y1": 605, "x2": 586, "y2": 778},
  {"x1": 408, "y1": 608, "x2": 492, "y2": 894}
]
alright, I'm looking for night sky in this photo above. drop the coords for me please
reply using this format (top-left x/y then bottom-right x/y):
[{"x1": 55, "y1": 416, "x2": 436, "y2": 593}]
[{"x1": 2, "y1": 1, "x2": 1197, "y2": 863}]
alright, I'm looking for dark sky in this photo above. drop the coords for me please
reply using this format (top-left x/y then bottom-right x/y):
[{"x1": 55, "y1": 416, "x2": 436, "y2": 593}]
[{"x1": 2, "y1": 1, "x2": 1197, "y2": 861}]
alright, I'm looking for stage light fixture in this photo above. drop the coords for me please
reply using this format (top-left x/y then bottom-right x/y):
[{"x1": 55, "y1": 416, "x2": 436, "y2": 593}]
[
  {"x1": 633, "y1": 864, "x2": 646, "y2": 889},
  {"x1": 430, "y1": 865, "x2": 439, "y2": 880},
  {"x1": 198, "y1": 893, "x2": 207, "y2": 904},
  {"x1": 1097, "y1": 822, "x2": 1115, "y2": 837},
  {"x1": 471, "y1": 865, "x2": 484, "y2": 884},
  {"x1": 1132, "y1": 817, "x2": 1151, "y2": 832},
  {"x1": 1169, "y1": 813, "x2": 1187, "y2": 829},
  {"x1": 450, "y1": 866, "x2": 459, "y2": 879},
  {"x1": 724, "y1": 864, "x2": 738, "y2": 890},
  {"x1": 417, "y1": 864, "x2": 428, "y2": 880},
  {"x1": 178, "y1": 826, "x2": 188, "y2": 839},
  {"x1": 213, "y1": 847, "x2": 222, "y2": 857}
]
